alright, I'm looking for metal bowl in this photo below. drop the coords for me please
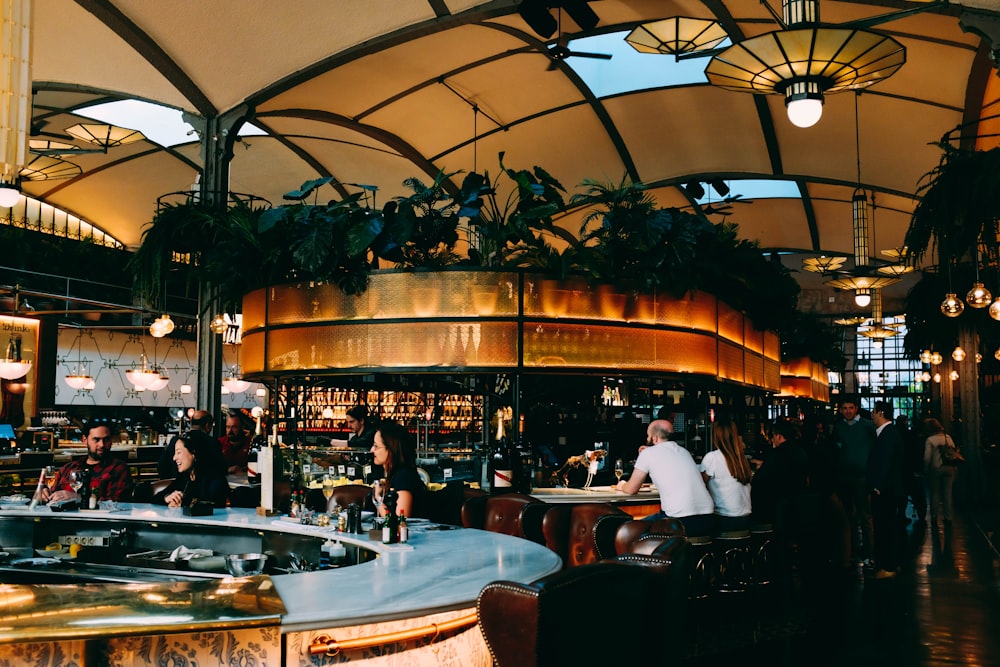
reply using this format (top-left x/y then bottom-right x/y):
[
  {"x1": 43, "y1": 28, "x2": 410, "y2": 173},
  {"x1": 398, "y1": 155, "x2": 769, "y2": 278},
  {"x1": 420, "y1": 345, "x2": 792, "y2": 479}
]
[{"x1": 224, "y1": 552, "x2": 268, "y2": 577}]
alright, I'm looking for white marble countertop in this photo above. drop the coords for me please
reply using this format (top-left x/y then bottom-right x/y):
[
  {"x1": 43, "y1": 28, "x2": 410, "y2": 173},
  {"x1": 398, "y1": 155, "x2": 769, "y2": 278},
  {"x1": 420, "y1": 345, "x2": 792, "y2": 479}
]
[
  {"x1": 0, "y1": 504, "x2": 563, "y2": 633},
  {"x1": 530, "y1": 485, "x2": 660, "y2": 504}
]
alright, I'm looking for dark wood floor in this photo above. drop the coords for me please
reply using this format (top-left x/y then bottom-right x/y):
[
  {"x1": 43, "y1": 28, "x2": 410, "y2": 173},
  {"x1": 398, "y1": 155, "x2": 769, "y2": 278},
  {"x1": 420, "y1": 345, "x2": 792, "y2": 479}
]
[{"x1": 685, "y1": 497, "x2": 1000, "y2": 667}]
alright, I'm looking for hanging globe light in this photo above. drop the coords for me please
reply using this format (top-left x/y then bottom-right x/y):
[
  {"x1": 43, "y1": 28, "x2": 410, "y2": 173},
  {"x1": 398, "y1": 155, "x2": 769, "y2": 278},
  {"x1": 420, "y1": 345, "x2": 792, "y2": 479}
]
[
  {"x1": 933, "y1": 372, "x2": 942, "y2": 383},
  {"x1": 209, "y1": 314, "x2": 228, "y2": 335},
  {"x1": 930, "y1": 352, "x2": 943, "y2": 365},
  {"x1": 990, "y1": 297, "x2": 1000, "y2": 321},
  {"x1": 977, "y1": 352, "x2": 983, "y2": 363},
  {"x1": 995, "y1": 348, "x2": 1000, "y2": 362},
  {"x1": 919, "y1": 350, "x2": 932, "y2": 364},
  {"x1": 966, "y1": 282, "x2": 992, "y2": 308},
  {"x1": 952, "y1": 346, "x2": 966, "y2": 362},
  {"x1": 940, "y1": 293, "x2": 964, "y2": 317},
  {"x1": 949, "y1": 370, "x2": 960, "y2": 381},
  {"x1": 920, "y1": 371, "x2": 931, "y2": 382}
]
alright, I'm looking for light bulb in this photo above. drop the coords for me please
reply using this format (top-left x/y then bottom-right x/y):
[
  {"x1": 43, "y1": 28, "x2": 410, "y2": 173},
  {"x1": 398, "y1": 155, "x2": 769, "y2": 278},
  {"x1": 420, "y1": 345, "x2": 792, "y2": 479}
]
[
  {"x1": 210, "y1": 314, "x2": 228, "y2": 334},
  {"x1": 786, "y1": 97, "x2": 823, "y2": 128},
  {"x1": 952, "y1": 346, "x2": 966, "y2": 362},
  {"x1": 940, "y1": 293, "x2": 964, "y2": 317},
  {"x1": 919, "y1": 350, "x2": 932, "y2": 364},
  {"x1": 949, "y1": 370, "x2": 959, "y2": 381},
  {"x1": 966, "y1": 282, "x2": 992, "y2": 308},
  {"x1": 933, "y1": 372, "x2": 942, "y2": 383},
  {"x1": 930, "y1": 352, "x2": 943, "y2": 365},
  {"x1": 920, "y1": 371, "x2": 931, "y2": 382}
]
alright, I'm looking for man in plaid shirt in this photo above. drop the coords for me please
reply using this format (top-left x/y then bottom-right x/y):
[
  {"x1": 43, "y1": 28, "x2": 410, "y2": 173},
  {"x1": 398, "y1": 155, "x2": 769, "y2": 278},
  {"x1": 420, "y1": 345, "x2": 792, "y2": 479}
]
[{"x1": 41, "y1": 421, "x2": 134, "y2": 503}]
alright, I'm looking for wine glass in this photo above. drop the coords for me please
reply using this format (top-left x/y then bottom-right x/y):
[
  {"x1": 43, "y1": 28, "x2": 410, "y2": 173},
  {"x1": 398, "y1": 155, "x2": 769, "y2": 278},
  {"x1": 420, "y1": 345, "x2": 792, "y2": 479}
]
[
  {"x1": 67, "y1": 470, "x2": 82, "y2": 495},
  {"x1": 371, "y1": 478, "x2": 387, "y2": 526},
  {"x1": 614, "y1": 459, "x2": 624, "y2": 484}
]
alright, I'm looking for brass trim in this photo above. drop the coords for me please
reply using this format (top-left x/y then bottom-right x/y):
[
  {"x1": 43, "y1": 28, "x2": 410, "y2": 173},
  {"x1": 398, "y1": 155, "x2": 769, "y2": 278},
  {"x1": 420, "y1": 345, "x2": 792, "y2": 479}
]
[{"x1": 308, "y1": 611, "x2": 478, "y2": 656}]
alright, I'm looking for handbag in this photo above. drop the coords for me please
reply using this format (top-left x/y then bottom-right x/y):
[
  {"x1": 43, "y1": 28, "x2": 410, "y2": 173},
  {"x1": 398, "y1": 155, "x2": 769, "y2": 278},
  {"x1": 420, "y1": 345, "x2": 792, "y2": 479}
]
[{"x1": 938, "y1": 435, "x2": 965, "y2": 466}]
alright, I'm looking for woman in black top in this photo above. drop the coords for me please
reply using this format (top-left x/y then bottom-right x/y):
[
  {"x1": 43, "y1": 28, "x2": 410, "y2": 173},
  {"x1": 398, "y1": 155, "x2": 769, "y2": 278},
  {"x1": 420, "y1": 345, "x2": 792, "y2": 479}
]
[
  {"x1": 371, "y1": 420, "x2": 426, "y2": 518},
  {"x1": 154, "y1": 433, "x2": 230, "y2": 508}
]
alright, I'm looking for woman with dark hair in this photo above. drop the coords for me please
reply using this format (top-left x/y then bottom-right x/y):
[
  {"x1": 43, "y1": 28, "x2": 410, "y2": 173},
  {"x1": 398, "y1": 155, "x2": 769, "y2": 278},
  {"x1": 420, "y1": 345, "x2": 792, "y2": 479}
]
[
  {"x1": 371, "y1": 421, "x2": 426, "y2": 518},
  {"x1": 154, "y1": 433, "x2": 229, "y2": 508},
  {"x1": 700, "y1": 416, "x2": 753, "y2": 531}
]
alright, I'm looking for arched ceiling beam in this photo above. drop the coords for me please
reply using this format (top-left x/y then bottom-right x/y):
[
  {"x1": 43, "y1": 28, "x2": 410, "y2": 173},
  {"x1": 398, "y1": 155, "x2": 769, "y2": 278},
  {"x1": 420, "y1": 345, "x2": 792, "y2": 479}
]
[
  {"x1": 74, "y1": 0, "x2": 217, "y2": 116},
  {"x1": 248, "y1": 118, "x2": 353, "y2": 201},
  {"x1": 254, "y1": 108, "x2": 448, "y2": 193}
]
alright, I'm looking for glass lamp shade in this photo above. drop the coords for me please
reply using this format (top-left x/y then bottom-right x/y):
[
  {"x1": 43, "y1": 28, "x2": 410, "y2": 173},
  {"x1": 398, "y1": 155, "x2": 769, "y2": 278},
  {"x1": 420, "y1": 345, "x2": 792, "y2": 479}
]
[
  {"x1": 786, "y1": 93, "x2": 823, "y2": 128},
  {"x1": 930, "y1": 352, "x2": 943, "y2": 366},
  {"x1": 940, "y1": 293, "x2": 965, "y2": 317},
  {"x1": 180, "y1": 384, "x2": 192, "y2": 394},
  {"x1": 950, "y1": 370, "x2": 960, "y2": 381},
  {"x1": 125, "y1": 368, "x2": 161, "y2": 389},
  {"x1": 222, "y1": 376, "x2": 251, "y2": 394},
  {"x1": 872, "y1": 339, "x2": 883, "y2": 349},
  {"x1": 64, "y1": 374, "x2": 93, "y2": 390},
  {"x1": 989, "y1": 297, "x2": 1000, "y2": 321},
  {"x1": 919, "y1": 350, "x2": 932, "y2": 364},
  {"x1": 977, "y1": 353, "x2": 984, "y2": 363},
  {"x1": 854, "y1": 289, "x2": 871, "y2": 308},
  {"x1": 0, "y1": 360, "x2": 31, "y2": 380},
  {"x1": 210, "y1": 314, "x2": 228, "y2": 335},
  {"x1": 966, "y1": 282, "x2": 992, "y2": 308},
  {"x1": 995, "y1": 348, "x2": 1000, "y2": 362},
  {"x1": 952, "y1": 347, "x2": 966, "y2": 362},
  {"x1": 933, "y1": 373, "x2": 942, "y2": 383},
  {"x1": 920, "y1": 371, "x2": 931, "y2": 382},
  {"x1": 0, "y1": 186, "x2": 21, "y2": 208}
]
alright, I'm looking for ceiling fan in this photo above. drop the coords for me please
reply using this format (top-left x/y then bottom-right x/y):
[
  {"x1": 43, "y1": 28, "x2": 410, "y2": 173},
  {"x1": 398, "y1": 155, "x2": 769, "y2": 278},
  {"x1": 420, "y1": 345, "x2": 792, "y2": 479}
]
[
  {"x1": 545, "y1": 9, "x2": 611, "y2": 70},
  {"x1": 701, "y1": 194, "x2": 753, "y2": 216}
]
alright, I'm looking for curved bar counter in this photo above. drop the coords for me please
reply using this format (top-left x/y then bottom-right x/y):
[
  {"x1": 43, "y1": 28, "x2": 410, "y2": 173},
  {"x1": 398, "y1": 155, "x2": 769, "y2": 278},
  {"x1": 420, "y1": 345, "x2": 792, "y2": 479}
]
[{"x1": 0, "y1": 504, "x2": 562, "y2": 667}]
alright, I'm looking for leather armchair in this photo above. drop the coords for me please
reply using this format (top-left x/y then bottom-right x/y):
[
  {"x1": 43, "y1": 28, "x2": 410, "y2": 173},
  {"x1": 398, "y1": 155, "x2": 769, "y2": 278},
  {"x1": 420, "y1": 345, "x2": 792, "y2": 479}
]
[
  {"x1": 542, "y1": 502, "x2": 630, "y2": 567},
  {"x1": 482, "y1": 493, "x2": 541, "y2": 536},
  {"x1": 478, "y1": 561, "x2": 672, "y2": 667},
  {"x1": 614, "y1": 517, "x2": 686, "y2": 556}
]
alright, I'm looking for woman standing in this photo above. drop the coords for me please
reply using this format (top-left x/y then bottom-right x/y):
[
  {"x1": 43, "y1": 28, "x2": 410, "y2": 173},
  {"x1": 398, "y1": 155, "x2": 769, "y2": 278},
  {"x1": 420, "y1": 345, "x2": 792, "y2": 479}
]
[
  {"x1": 371, "y1": 421, "x2": 426, "y2": 518},
  {"x1": 154, "y1": 434, "x2": 230, "y2": 508},
  {"x1": 923, "y1": 418, "x2": 957, "y2": 525},
  {"x1": 700, "y1": 416, "x2": 753, "y2": 532}
]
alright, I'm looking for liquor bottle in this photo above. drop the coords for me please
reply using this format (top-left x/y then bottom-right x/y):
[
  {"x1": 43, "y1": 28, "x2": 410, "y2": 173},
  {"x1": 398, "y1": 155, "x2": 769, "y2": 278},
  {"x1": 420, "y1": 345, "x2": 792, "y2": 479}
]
[
  {"x1": 382, "y1": 488, "x2": 400, "y2": 544},
  {"x1": 491, "y1": 413, "x2": 515, "y2": 494},
  {"x1": 247, "y1": 415, "x2": 266, "y2": 486},
  {"x1": 398, "y1": 513, "x2": 408, "y2": 543}
]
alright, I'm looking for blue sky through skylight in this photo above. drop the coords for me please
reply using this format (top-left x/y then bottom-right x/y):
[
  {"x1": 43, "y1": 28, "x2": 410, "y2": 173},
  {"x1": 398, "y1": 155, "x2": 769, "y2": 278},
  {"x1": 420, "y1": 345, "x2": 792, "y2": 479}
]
[
  {"x1": 694, "y1": 179, "x2": 802, "y2": 203},
  {"x1": 76, "y1": 99, "x2": 266, "y2": 148},
  {"x1": 566, "y1": 31, "x2": 718, "y2": 97}
]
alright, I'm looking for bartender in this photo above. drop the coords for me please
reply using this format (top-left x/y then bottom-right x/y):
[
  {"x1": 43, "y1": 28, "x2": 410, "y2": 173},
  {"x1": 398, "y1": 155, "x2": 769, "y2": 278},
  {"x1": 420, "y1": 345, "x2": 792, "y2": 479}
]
[{"x1": 346, "y1": 405, "x2": 376, "y2": 449}]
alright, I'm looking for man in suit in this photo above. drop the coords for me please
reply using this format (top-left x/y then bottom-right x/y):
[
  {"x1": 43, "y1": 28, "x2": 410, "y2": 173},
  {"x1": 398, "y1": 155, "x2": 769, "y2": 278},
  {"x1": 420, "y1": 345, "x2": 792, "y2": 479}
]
[{"x1": 869, "y1": 401, "x2": 906, "y2": 579}]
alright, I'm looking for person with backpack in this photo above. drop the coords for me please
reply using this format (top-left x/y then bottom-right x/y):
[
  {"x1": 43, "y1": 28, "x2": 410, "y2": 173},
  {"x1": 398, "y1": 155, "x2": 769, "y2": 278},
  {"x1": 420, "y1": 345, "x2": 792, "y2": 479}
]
[{"x1": 923, "y1": 418, "x2": 959, "y2": 525}]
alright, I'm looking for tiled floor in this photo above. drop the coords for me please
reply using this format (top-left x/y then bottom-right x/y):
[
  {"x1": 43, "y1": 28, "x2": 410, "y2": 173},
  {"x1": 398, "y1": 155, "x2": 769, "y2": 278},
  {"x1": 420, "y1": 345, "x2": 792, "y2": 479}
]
[{"x1": 685, "y1": 501, "x2": 1000, "y2": 667}]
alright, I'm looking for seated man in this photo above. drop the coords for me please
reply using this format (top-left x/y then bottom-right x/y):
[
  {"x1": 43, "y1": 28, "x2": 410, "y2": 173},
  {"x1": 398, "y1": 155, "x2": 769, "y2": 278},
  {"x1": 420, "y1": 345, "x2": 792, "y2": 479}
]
[
  {"x1": 41, "y1": 420, "x2": 134, "y2": 503},
  {"x1": 218, "y1": 412, "x2": 252, "y2": 474},
  {"x1": 617, "y1": 418, "x2": 715, "y2": 536}
]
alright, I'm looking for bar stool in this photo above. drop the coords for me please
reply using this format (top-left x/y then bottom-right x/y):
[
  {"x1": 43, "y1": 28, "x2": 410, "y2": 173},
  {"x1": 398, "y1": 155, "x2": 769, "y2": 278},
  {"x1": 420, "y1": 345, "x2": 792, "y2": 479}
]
[
  {"x1": 713, "y1": 529, "x2": 752, "y2": 594},
  {"x1": 686, "y1": 534, "x2": 716, "y2": 602}
]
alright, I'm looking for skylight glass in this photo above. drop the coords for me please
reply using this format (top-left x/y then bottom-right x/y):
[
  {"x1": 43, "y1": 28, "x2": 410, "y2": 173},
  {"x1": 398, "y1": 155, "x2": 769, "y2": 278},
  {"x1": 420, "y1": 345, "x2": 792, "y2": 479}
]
[
  {"x1": 76, "y1": 99, "x2": 267, "y2": 148},
  {"x1": 566, "y1": 31, "x2": 724, "y2": 98},
  {"x1": 694, "y1": 179, "x2": 801, "y2": 204}
]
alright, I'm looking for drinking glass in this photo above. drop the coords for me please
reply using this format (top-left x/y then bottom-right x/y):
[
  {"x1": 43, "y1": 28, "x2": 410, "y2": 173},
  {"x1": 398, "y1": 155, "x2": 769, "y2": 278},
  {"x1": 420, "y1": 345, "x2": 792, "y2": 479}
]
[
  {"x1": 614, "y1": 459, "x2": 624, "y2": 483},
  {"x1": 44, "y1": 466, "x2": 57, "y2": 491},
  {"x1": 372, "y1": 478, "x2": 387, "y2": 525},
  {"x1": 322, "y1": 475, "x2": 335, "y2": 511},
  {"x1": 68, "y1": 470, "x2": 82, "y2": 494}
]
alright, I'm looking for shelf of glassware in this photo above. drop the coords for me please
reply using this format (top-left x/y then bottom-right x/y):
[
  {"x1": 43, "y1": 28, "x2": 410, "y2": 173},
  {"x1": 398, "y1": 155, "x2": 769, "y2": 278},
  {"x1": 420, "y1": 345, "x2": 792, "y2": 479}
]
[{"x1": 288, "y1": 386, "x2": 484, "y2": 435}]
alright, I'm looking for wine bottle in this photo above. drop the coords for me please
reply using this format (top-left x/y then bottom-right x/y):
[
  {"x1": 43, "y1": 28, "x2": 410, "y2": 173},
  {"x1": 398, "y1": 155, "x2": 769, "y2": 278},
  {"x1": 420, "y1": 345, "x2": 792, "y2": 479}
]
[
  {"x1": 247, "y1": 415, "x2": 265, "y2": 486},
  {"x1": 491, "y1": 412, "x2": 515, "y2": 494}
]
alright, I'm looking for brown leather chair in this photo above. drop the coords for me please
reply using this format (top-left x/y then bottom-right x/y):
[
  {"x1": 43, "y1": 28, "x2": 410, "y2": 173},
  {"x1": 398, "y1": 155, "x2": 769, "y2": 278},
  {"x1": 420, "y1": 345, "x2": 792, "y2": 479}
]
[
  {"x1": 542, "y1": 502, "x2": 631, "y2": 567},
  {"x1": 460, "y1": 492, "x2": 489, "y2": 529},
  {"x1": 478, "y1": 561, "x2": 671, "y2": 667},
  {"x1": 519, "y1": 502, "x2": 551, "y2": 545},
  {"x1": 481, "y1": 493, "x2": 541, "y2": 536},
  {"x1": 614, "y1": 517, "x2": 687, "y2": 556}
]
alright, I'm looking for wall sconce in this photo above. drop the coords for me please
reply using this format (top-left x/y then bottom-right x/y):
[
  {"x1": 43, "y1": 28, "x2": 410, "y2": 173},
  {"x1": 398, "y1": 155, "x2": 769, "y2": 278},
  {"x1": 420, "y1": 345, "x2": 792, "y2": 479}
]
[{"x1": 0, "y1": 333, "x2": 31, "y2": 381}]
